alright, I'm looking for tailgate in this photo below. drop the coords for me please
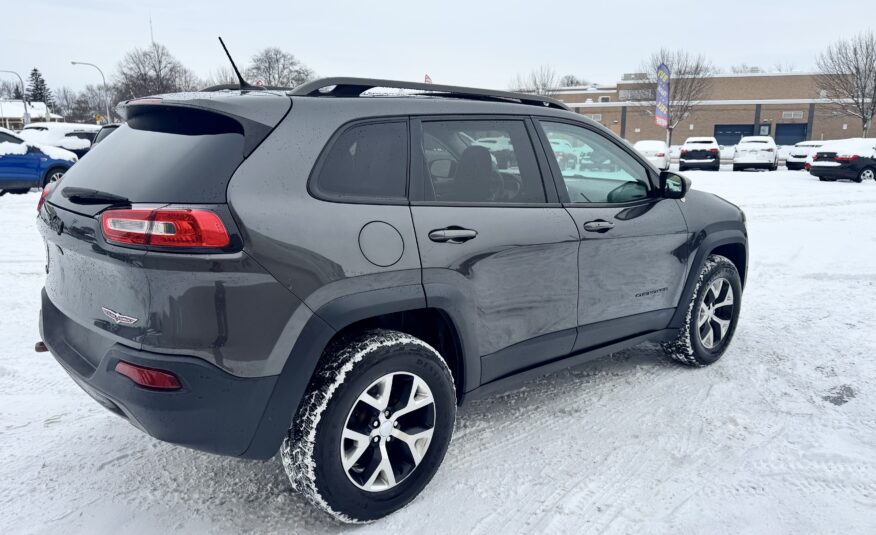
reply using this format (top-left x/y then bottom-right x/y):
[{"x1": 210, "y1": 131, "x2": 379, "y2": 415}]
[{"x1": 39, "y1": 203, "x2": 150, "y2": 355}]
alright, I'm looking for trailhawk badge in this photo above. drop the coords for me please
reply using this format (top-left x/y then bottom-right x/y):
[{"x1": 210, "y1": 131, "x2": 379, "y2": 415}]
[{"x1": 101, "y1": 307, "x2": 139, "y2": 326}]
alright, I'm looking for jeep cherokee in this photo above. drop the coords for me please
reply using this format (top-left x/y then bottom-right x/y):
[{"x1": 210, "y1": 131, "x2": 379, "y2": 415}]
[{"x1": 37, "y1": 77, "x2": 747, "y2": 522}]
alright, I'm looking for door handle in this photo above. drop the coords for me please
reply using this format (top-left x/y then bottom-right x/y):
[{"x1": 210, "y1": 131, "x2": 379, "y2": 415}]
[
  {"x1": 582, "y1": 220, "x2": 614, "y2": 233},
  {"x1": 428, "y1": 227, "x2": 478, "y2": 243}
]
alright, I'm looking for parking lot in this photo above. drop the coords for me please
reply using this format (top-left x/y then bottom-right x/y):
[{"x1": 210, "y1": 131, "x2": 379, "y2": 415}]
[{"x1": 1, "y1": 168, "x2": 874, "y2": 534}]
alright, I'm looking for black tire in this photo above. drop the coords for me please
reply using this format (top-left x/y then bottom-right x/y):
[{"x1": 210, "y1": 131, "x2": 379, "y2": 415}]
[
  {"x1": 819, "y1": 177, "x2": 836, "y2": 182},
  {"x1": 2, "y1": 188, "x2": 30, "y2": 195},
  {"x1": 42, "y1": 167, "x2": 67, "y2": 187},
  {"x1": 282, "y1": 329, "x2": 456, "y2": 523},
  {"x1": 662, "y1": 254, "x2": 742, "y2": 367},
  {"x1": 732, "y1": 165, "x2": 741, "y2": 172},
  {"x1": 771, "y1": 160, "x2": 779, "y2": 171},
  {"x1": 857, "y1": 166, "x2": 875, "y2": 182},
  {"x1": 679, "y1": 165, "x2": 687, "y2": 172}
]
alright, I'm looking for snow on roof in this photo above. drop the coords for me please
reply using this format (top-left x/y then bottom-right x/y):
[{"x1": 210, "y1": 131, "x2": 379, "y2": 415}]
[
  {"x1": 0, "y1": 99, "x2": 63, "y2": 120},
  {"x1": 633, "y1": 140, "x2": 667, "y2": 149},
  {"x1": 818, "y1": 138, "x2": 876, "y2": 155}
]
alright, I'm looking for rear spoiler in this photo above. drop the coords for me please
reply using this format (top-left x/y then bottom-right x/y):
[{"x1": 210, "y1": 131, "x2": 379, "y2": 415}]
[{"x1": 118, "y1": 92, "x2": 292, "y2": 157}]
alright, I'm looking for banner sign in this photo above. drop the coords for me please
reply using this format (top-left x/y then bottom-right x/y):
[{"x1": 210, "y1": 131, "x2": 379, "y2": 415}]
[{"x1": 655, "y1": 63, "x2": 671, "y2": 129}]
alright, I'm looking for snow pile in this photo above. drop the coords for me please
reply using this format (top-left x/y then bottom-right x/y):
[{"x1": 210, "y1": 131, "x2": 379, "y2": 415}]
[
  {"x1": 0, "y1": 141, "x2": 28, "y2": 156},
  {"x1": 32, "y1": 143, "x2": 77, "y2": 162},
  {"x1": 1, "y1": 170, "x2": 875, "y2": 533}
]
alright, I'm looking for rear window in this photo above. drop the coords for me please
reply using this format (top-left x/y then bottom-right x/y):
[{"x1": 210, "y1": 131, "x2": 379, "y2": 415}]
[
  {"x1": 310, "y1": 121, "x2": 408, "y2": 202},
  {"x1": 54, "y1": 108, "x2": 245, "y2": 206}
]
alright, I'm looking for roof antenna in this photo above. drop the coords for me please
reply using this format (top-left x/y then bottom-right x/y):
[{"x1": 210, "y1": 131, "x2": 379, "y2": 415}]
[{"x1": 218, "y1": 36, "x2": 258, "y2": 90}]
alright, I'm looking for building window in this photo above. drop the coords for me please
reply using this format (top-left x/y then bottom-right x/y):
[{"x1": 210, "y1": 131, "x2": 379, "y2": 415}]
[
  {"x1": 782, "y1": 111, "x2": 804, "y2": 120},
  {"x1": 582, "y1": 113, "x2": 603, "y2": 122},
  {"x1": 598, "y1": 96, "x2": 610, "y2": 103}
]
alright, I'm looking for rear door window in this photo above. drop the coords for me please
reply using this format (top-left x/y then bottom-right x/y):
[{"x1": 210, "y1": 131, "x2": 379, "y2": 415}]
[{"x1": 310, "y1": 121, "x2": 408, "y2": 202}]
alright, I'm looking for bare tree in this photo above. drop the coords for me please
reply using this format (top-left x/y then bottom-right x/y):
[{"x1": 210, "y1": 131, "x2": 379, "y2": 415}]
[
  {"x1": 559, "y1": 74, "x2": 589, "y2": 87},
  {"x1": 246, "y1": 47, "x2": 314, "y2": 88},
  {"x1": 114, "y1": 42, "x2": 201, "y2": 100},
  {"x1": 629, "y1": 48, "x2": 716, "y2": 144},
  {"x1": 203, "y1": 66, "x2": 239, "y2": 88},
  {"x1": 816, "y1": 30, "x2": 876, "y2": 137},
  {"x1": 729, "y1": 63, "x2": 762, "y2": 74},
  {"x1": 0, "y1": 79, "x2": 18, "y2": 99},
  {"x1": 510, "y1": 65, "x2": 560, "y2": 96}
]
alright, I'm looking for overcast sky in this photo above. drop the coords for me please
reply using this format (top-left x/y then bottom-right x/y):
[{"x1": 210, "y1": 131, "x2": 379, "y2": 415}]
[{"x1": 5, "y1": 0, "x2": 873, "y2": 92}]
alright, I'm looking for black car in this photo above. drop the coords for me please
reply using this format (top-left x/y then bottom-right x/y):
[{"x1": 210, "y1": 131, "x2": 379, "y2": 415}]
[
  {"x1": 809, "y1": 139, "x2": 876, "y2": 182},
  {"x1": 37, "y1": 78, "x2": 747, "y2": 523},
  {"x1": 91, "y1": 123, "x2": 120, "y2": 147}
]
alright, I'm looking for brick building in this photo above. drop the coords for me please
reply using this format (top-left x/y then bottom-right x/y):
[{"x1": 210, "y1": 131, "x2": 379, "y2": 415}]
[{"x1": 554, "y1": 72, "x2": 864, "y2": 145}]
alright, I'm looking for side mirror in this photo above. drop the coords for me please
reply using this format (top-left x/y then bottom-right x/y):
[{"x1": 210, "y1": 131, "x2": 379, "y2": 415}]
[
  {"x1": 429, "y1": 158, "x2": 455, "y2": 179},
  {"x1": 660, "y1": 170, "x2": 691, "y2": 199}
]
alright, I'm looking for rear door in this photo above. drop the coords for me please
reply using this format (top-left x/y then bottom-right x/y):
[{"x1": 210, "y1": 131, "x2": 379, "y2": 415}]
[
  {"x1": 535, "y1": 119, "x2": 689, "y2": 351},
  {"x1": 409, "y1": 116, "x2": 580, "y2": 383}
]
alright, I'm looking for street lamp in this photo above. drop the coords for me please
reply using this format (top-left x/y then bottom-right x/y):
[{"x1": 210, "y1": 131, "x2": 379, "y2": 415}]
[
  {"x1": 0, "y1": 69, "x2": 29, "y2": 125},
  {"x1": 71, "y1": 61, "x2": 112, "y2": 124}
]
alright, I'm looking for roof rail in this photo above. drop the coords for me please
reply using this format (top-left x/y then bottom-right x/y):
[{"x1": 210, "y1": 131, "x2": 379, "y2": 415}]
[
  {"x1": 288, "y1": 77, "x2": 570, "y2": 111},
  {"x1": 201, "y1": 83, "x2": 294, "y2": 92}
]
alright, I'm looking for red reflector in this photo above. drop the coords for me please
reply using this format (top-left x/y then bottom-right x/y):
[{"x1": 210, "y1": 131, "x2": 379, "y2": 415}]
[
  {"x1": 708, "y1": 148, "x2": 719, "y2": 153},
  {"x1": 101, "y1": 208, "x2": 230, "y2": 248},
  {"x1": 38, "y1": 181, "x2": 55, "y2": 213},
  {"x1": 656, "y1": 152, "x2": 665, "y2": 157},
  {"x1": 115, "y1": 360, "x2": 181, "y2": 390}
]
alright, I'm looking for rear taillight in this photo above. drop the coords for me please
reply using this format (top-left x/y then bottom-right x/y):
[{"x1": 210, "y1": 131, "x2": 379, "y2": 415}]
[
  {"x1": 37, "y1": 181, "x2": 55, "y2": 213},
  {"x1": 115, "y1": 360, "x2": 181, "y2": 390},
  {"x1": 708, "y1": 148, "x2": 719, "y2": 153},
  {"x1": 656, "y1": 152, "x2": 665, "y2": 157},
  {"x1": 835, "y1": 154, "x2": 859, "y2": 162},
  {"x1": 680, "y1": 149, "x2": 689, "y2": 155},
  {"x1": 101, "y1": 208, "x2": 230, "y2": 248},
  {"x1": 765, "y1": 148, "x2": 775, "y2": 153}
]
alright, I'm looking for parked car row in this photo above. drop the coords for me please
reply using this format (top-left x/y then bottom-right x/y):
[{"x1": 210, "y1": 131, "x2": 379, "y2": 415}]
[{"x1": 0, "y1": 122, "x2": 119, "y2": 195}]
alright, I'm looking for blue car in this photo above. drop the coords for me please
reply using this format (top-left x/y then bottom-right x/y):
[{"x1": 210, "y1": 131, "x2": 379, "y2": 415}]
[{"x1": 0, "y1": 127, "x2": 77, "y2": 195}]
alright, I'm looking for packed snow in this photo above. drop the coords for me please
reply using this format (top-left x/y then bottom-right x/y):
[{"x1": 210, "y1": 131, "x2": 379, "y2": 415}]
[{"x1": 1, "y1": 169, "x2": 875, "y2": 534}]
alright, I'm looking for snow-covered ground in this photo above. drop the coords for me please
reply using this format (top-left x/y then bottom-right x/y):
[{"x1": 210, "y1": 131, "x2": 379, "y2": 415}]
[{"x1": 1, "y1": 170, "x2": 875, "y2": 534}]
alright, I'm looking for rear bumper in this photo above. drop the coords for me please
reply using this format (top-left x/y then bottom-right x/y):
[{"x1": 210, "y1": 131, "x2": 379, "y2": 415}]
[
  {"x1": 40, "y1": 289, "x2": 279, "y2": 457},
  {"x1": 786, "y1": 161, "x2": 806, "y2": 170},
  {"x1": 680, "y1": 159, "x2": 719, "y2": 169}
]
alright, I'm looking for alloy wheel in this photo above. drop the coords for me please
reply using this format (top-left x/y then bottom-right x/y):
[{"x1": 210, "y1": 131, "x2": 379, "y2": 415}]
[
  {"x1": 340, "y1": 372, "x2": 435, "y2": 492},
  {"x1": 49, "y1": 171, "x2": 65, "y2": 183},
  {"x1": 697, "y1": 278, "x2": 735, "y2": 349},
  {"x1": 861, "y1": 168, "x2": 875, "y2": 181}
]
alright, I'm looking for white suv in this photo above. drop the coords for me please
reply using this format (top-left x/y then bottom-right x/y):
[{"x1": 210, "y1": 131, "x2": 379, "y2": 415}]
[
  {"x1": 679, "y1": 137, "x2": 721, "y2": 171},
  {"x1": 733, "y1": 136, "x2": 778, "y2": 171}
]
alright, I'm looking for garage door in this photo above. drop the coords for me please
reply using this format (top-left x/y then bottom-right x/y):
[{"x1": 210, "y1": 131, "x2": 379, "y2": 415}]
[
  {"x1": 775, "y1": 123, "x2": 808, "y2": 146},
  {"x1": 714, "y1": 124, "x2": 754, "y2": 145}
]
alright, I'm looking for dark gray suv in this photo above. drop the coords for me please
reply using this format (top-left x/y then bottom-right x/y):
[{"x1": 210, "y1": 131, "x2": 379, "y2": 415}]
[{"x1": 37, "y1": 78, "x2": 747, "y2": 522}]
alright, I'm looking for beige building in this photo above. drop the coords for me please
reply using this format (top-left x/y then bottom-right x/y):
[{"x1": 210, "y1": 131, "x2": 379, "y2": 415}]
[{"x1": 554, "y1": 72, "x2": 865, "y2": 145}]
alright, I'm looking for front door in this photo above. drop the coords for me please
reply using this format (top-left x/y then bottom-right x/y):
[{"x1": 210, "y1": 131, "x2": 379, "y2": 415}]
[
  {"x1": 409, "y1": 117, "x2": 580, "y2": 383},
  {"x1": 536, "y1": 119, "x2": 690, "y2": 351},
  {"x1": 0, "y1": 132, "x2": 39, "y2": 181}
]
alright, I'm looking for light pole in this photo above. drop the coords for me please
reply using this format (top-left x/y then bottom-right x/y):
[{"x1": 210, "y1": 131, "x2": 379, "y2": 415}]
[
  {"x1": 0, "y1": 69, "x2": 29, "y2": 126},
  {"x1": 71, "y1": 61, "x2": 111, "y2": 124}
]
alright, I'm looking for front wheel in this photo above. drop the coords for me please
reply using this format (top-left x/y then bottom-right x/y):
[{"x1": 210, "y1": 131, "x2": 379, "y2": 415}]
[
  {"x1": 662, "y1": 254, "x2": 742, "y2": 366},
  {"x1": 858, "y1": 166, "x2": 875, "y2": 182},
  {"x1": 282, "y1": 329, "x2": 456, "y2": 523}
]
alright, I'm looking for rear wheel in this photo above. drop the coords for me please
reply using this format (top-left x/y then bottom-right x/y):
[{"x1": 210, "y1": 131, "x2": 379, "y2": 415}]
[
  {"x1": 282, "y1": 329, "x2": 456, "y2": 523},
  {"x1": 662, "y1": 254, "x2": 742, "y2": 366},
  {"x1": 858, "y1": 167, "x2": 875, "y2": 182},
  {"x1": 819, "y1": 176, "x2": 836, "y2": 182},
  {"x1": 733, "y1": 165, "x2": 741, "y2": 172}
]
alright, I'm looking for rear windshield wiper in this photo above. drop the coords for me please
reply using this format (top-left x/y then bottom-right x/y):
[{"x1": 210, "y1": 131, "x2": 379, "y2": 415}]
[{"x1": 61, "y1": 187, "x2": 131, "y2": 206}]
